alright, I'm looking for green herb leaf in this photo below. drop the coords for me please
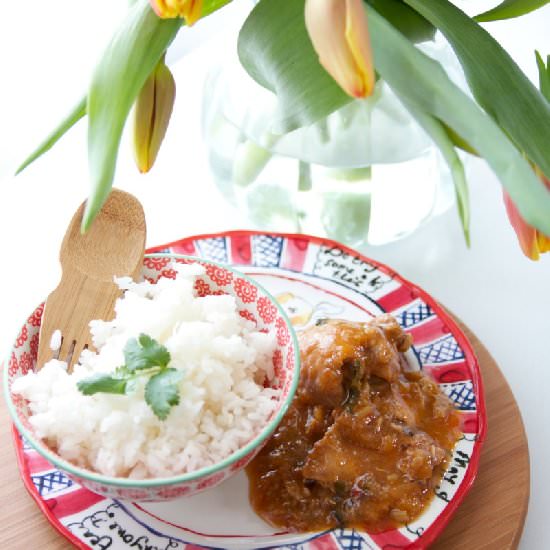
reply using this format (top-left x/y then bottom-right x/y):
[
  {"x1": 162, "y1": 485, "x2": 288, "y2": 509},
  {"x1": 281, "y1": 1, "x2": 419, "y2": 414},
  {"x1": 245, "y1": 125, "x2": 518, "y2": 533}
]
[
  {"x1": 114, "y1": 365, "x2": 132, "y2": 378},
  {"x1": 536, "y1": 51, "x2": 550, "y2": 102},
  {"x1": 77, "y1": 373, "x2": 127, "y2": 395},
  {"x1": 238, "y1": 0, "x2": 352, "y2": 134},
  {"x1": 77, "y1": 333, "x2": 180, "y2": 419},
  {"x1": 367, "y1": 0, "x2": 435, "y2": 43},
  {"x1": 145, "y1": 368, "x2": 183, "y2": 420},
  {"x1": 84, "y1": 0, "x2": 180, "y2": 231},
  {"x1": 475, "y1": 0, "x2": 550, "y2": 22},
  {"x1": 124, "y1": 334, "x2": 171, "y2": 372},
  {"x1": 401, "y1": 0, "x2": 550, "y2": 185},
  {"x1": 365, "y1": 5, "x2": 550, "y2": 235},
  {"x1": 15, "y1": 96, "x2": 86, "y2": 175}
]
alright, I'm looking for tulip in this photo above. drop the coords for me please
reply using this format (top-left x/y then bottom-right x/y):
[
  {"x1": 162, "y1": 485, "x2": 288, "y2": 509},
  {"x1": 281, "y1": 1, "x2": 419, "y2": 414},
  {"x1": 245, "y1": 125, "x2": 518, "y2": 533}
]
[
  {"x1": 133, "y1": 57, "x2": 176, "y2": 173},
  {"x1": 149, "y1": 0, "x2": 202, "y2": 25},
  {"x1": 503, "y1": 167, "x2": 550, "y2": 260},
  {"x1": 305, "y1": 0, "x2": 375, "y2": 99}
]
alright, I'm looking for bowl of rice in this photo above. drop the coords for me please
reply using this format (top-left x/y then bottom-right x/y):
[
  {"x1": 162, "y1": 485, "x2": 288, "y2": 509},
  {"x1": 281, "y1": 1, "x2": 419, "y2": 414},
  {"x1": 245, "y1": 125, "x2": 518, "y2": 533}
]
[{"x1": 4, "y1": 254, "x2": 300, "y2": 501}]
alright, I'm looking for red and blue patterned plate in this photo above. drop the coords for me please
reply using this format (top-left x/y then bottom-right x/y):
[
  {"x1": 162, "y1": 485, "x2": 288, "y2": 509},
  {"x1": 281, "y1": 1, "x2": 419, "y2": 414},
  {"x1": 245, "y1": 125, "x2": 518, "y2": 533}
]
[{"x1": 12, "y1": 231, "x2": 486, "y2": 549}]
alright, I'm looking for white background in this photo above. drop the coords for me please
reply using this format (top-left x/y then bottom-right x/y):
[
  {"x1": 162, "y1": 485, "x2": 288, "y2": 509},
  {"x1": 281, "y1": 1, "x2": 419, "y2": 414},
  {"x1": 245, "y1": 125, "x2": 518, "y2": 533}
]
[{"x1": 0, "y1": 1, "x2": 549, "y2": 547}]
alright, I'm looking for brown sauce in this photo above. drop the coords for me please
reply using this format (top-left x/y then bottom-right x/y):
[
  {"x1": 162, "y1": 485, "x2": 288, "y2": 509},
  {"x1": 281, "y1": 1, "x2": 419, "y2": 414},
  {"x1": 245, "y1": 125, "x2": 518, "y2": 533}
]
[{"x1": 246, "y1": 316, "x2": 461, "y2": 532}]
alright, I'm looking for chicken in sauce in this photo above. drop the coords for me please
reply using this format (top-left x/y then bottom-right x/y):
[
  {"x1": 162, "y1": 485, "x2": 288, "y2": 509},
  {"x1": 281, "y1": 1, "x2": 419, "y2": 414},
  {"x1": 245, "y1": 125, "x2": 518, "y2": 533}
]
[{"x1": 246, "y1": 316, "x2": 461, "y2": 532}]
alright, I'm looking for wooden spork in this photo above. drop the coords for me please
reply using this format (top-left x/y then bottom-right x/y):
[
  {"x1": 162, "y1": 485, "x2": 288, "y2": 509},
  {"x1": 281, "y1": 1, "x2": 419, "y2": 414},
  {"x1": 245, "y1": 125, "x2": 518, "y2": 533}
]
[{"x1": 37, "y1": 189, "x2": 146, "y2": 371}]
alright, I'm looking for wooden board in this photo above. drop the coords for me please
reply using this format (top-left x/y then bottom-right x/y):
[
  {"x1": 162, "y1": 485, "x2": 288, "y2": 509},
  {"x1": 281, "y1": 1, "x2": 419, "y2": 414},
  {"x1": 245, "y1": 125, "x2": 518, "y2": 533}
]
[{"x1": 1, "y1": 318, "x2": 529, "y2": 549}]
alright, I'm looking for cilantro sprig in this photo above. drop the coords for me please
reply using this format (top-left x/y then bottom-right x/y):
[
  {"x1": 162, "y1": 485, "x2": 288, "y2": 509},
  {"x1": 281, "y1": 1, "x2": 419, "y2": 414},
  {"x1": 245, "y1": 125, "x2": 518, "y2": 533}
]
[{"x1": 77, "y1": 334, "x2": 182, "y2": 420}]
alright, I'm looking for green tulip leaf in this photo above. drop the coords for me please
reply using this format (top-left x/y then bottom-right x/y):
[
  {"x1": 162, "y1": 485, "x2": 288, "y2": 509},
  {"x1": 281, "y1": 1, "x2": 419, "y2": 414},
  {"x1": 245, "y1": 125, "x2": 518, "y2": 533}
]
[
  {"x1": 367, "y1": 0, "x2": 435, "y2": 43},
  {"x1": 475, "y1": 0, "x2": 550, "y2": 22},
  {"x1": 401, "y1": 99, "x2": 470, "y2": 245},
  {"x1": 202, "y1": 0, "x2": 233, "y2": 18},
  {"x1": 236, "y1": 0, "x2": 550, "y2": 235},
  {"x1": 15, "y1": 97, "x2": 86, "y2": 175},
  {"x1": 402, "y1": 0, "x2": 550, "y2": 183},
  {"x1": 366, "y1": 5, "x2": 550, "y2": 235},
  {"x1": 84, "y1": 0, "x2": 180, "y2": 231},
  {"x1": 536, "y1": 50, "x2": 550, "y2": 102},
  {"x1": 238, "y1": 0, "x2": 352, "y2": 134},
  {"x1": 441, "y1": 124, "x2": 479, "y2": 157}
]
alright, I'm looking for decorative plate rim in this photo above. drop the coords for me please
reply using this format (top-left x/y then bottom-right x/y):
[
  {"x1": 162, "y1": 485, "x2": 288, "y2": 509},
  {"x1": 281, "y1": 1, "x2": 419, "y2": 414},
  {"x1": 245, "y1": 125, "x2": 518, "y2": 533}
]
[
  {"x1": 9, "y1": 230, "x2": 487, "y2": 550},
  {"x1": 149, "y1": 230, "x2": 488, "y2": 549}
]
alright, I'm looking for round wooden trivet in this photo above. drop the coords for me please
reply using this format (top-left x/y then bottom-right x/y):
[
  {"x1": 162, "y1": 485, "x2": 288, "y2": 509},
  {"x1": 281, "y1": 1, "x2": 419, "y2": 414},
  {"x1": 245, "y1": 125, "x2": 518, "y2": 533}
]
[
  {"x1": 1, "y1": 318, "x2": 529, "y2": 549},
  {"x1": 431, "y1": 319, "x2": 529, "y2": 549}
]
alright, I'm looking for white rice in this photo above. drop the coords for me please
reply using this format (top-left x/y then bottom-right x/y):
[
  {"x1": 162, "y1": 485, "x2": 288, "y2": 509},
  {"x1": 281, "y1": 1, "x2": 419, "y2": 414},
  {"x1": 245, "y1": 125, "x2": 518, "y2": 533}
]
[{"x1": 12, "y1": 263, "x2": 280, "y2": 479}]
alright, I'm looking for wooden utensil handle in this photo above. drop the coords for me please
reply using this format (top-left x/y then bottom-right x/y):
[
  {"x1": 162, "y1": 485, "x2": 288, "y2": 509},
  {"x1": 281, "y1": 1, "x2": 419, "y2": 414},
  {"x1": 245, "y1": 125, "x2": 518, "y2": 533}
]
[{"x1": 37, "y1": 268, "x2": 122, "y2": 366}]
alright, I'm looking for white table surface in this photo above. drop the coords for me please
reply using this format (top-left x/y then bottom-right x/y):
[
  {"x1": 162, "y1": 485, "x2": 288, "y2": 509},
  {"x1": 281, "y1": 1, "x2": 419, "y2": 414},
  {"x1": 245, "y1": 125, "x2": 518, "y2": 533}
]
[{"x1": 0, "y1": 1, "x2": 549, "y2": 548}]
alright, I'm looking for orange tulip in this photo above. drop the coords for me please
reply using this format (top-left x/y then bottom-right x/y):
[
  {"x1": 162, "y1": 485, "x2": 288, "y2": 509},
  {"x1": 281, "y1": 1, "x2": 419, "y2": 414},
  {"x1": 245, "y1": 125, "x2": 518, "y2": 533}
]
[
  {"x1": 304, "y1": 0, "x2": 375, "y2": 99},
  {"x1": 504, "y1": 168, "x2": 550, "y2": 260},
  {"x1": 149, "y1": 0, "x2": 202, "y2": 25}
]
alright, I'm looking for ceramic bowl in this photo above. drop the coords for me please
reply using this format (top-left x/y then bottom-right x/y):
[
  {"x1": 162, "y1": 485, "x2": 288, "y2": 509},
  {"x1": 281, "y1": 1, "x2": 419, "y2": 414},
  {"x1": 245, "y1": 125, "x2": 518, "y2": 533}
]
[{"x1": 4, "y1": 253, "x2": 300, "y2": 501}]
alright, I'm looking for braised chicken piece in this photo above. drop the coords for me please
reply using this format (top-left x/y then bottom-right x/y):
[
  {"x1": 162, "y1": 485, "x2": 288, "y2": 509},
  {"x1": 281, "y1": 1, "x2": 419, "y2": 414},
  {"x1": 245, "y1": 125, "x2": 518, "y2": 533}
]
[{"x1": 247, "y1": 316, "x2": 461, "y2": 532}]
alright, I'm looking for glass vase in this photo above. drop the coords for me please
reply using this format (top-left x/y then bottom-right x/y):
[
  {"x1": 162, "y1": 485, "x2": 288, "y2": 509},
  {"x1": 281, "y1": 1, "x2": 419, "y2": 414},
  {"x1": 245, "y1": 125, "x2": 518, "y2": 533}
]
[{"x1": 201, "y1": 39, "x2": 462, "y2": 247}]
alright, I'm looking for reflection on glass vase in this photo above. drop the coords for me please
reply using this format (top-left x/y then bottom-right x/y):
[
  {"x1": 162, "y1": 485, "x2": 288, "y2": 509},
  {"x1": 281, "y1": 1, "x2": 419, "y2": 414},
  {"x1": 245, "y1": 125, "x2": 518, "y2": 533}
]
[{"x1": 202, "y1": 42, "x2": 459, "y2": 248}]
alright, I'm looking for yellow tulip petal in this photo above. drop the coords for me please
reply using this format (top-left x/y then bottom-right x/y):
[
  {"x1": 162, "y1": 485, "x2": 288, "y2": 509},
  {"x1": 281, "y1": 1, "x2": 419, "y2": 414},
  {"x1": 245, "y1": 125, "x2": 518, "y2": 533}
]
[
  {"x1": 537, "y1": 232, "x2": 550, "y2": 254},
  {"x1": 182, "y1": 0, "x2": 202, "y2": 25},
  {"x1": 149, "y1": 0, "x2": 203, "y2": 24},
  {"x1": 305, "y1": 0, "x2": 373, "y2": 98},
  {"x1": 133, "y1": 60, "x2": 176, "y2": 173},
  {"x1": 149, "y1": 0, "x2": 176, "y2": 18},
  {"x1": 148, "y1": 62, "x2": 176, "y2": 169},
  {"x1": 345, "y1": 0, "x2": 375, "y2": 98},
  {"x1": 133, "y1": 73, "x2": 156, "y2": 172}
]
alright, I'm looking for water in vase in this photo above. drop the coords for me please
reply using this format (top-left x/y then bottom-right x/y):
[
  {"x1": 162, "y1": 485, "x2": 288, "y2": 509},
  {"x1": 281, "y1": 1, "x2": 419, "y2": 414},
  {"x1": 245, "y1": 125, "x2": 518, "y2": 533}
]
[{"x1": 203, "y1": 69, "x2": 454, "y2": 247}]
